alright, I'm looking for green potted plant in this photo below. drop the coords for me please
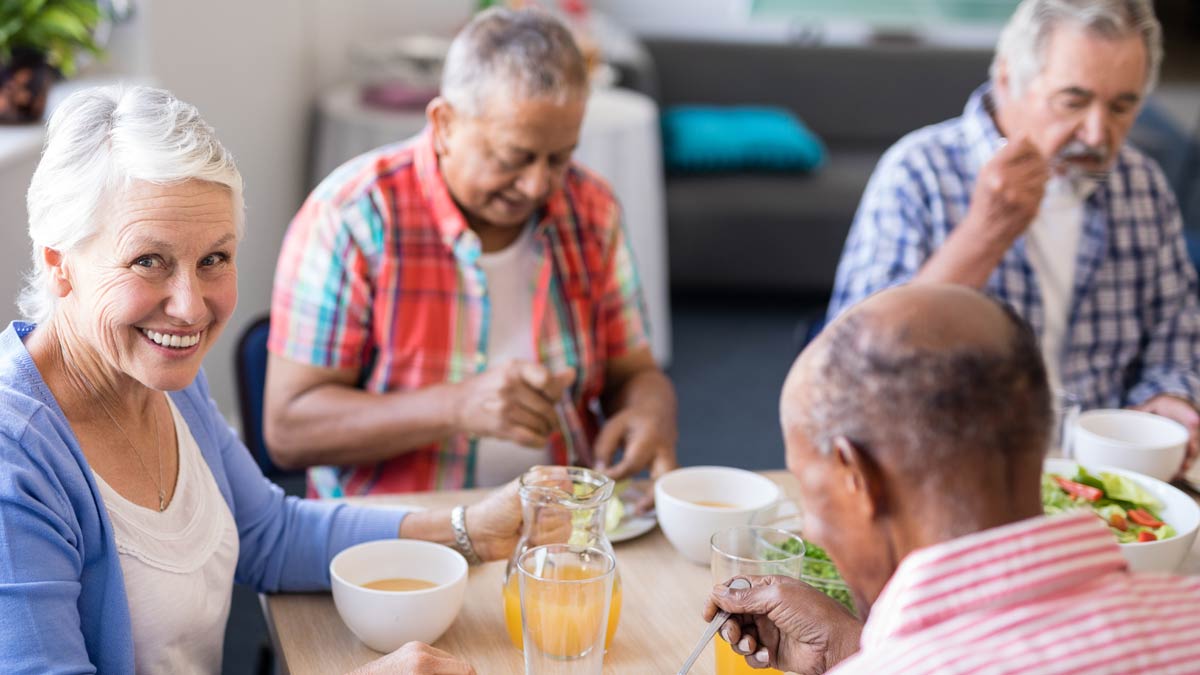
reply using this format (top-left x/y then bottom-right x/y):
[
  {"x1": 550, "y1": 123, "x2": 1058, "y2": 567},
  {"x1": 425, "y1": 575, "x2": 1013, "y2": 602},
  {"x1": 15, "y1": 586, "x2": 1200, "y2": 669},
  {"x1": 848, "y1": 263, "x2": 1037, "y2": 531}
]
[{"x1": 0, "y1": 0, "x2": 104, "y2": 124}]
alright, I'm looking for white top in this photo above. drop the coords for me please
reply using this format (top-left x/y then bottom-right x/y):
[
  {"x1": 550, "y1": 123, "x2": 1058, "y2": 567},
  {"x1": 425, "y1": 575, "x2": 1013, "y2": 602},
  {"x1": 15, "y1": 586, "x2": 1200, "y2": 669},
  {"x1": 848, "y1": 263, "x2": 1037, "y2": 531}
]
[
  {"x1": 474, "y1": 222, "x2": 550, "y2": 487},
  {"x1": 1024, "y1": 175, "x2": 1087, "y2": 391},
  {"x1": 92, "y1": 397, "x2": 239, "y2": 675}
]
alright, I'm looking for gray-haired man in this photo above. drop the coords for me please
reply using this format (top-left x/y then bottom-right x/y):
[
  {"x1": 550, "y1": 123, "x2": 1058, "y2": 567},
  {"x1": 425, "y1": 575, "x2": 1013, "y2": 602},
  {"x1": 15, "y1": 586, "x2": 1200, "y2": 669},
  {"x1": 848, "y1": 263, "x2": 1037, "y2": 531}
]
[
  {"x1": 828, "y1": 0, "x2": 1200, "y2": 474},
  {"x1": 265, "y1": 8, "x2": 677, "y2": 498}
]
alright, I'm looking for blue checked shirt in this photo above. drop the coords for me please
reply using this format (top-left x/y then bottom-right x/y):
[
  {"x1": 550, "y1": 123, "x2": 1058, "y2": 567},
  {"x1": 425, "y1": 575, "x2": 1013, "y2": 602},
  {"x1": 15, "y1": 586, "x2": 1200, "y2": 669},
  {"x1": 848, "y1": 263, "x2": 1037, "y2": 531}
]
[{"x1": 828, "y1": 84, "x2": 1200, "y2": 409}]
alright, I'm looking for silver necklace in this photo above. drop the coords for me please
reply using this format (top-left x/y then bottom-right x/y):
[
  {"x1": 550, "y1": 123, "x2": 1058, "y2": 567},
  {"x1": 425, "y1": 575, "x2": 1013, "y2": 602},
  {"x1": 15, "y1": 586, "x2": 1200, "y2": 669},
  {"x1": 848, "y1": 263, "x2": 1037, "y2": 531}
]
[{"x1": 98, "y1": 397, "x2": 166, "y2": 512}]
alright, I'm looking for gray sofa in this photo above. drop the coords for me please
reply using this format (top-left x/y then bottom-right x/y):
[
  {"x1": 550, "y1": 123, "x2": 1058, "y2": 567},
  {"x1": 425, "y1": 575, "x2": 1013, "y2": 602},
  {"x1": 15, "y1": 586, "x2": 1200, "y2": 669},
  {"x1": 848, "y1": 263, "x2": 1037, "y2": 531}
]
[{"x1": 644, "y1": 39, "x2": 996, "y2": 294}]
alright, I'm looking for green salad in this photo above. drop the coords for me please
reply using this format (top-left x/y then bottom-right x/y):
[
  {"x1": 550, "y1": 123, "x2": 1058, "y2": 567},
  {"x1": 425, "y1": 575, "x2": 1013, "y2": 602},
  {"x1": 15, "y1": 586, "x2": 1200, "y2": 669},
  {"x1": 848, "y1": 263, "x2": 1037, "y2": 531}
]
[
  {"x1": 1042, "y1": 467, "x2": 1176, "y2": 543},
  {"x1": 773, "y1": 536, "x2": 856, "y2": 614}
]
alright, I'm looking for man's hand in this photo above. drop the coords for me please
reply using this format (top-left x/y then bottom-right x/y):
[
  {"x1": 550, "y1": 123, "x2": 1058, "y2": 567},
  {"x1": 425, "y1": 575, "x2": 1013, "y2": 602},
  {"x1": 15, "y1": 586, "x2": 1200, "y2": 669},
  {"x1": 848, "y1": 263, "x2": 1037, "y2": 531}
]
[
  {"x1": 964, "y1": 135, "x2": 1051, "y2": 248},
  {"x1": 593, "y1": 404, "x2": 678, "y2": 482},
  {"x1": 1132, "y1": 394, "x2": 1200, "y2": 474},
  {"x1": 704, "y1": 576, "x2": 863, "y2": 675},
  {"x1": 464, "y1": 480, "x2": 523, "y2": 562},
  {"x1": 350, "y1": 641, "x2": 475, "y2": 674},
  {"x1": 452, "y1": 362, "x2": 574, "y2": 448}
]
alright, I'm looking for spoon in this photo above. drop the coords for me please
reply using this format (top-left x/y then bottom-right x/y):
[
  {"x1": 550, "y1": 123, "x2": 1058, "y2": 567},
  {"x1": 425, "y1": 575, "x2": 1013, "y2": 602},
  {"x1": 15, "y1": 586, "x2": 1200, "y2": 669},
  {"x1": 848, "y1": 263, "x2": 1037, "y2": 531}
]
[{"x1": 676, "y1": 577, "x2": 752, "y2": 675}]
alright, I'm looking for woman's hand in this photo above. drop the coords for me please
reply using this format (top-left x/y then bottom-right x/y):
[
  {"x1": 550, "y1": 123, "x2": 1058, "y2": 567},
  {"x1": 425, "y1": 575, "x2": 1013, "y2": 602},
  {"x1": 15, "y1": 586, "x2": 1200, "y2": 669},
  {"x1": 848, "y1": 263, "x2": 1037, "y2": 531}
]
[
  {"x1": 464, "y1": 479, "x2": 523, "y2": 562},
  {"x1": 349, "y1": 641, "x2": 475, "y2": 674}
]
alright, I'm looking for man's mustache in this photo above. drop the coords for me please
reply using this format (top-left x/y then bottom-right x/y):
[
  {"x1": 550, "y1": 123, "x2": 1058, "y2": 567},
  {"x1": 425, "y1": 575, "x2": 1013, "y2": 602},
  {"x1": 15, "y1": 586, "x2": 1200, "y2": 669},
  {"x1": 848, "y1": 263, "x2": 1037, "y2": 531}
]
[{"x1": 1056, "y1": 139, "x2": 1108, "y2": 164}]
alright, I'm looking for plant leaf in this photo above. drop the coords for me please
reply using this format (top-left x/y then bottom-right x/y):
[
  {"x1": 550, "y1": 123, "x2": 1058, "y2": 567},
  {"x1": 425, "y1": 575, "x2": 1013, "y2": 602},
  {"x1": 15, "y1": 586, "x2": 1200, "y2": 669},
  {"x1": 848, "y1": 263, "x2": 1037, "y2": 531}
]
[{"x1": 36, "y1": 7, "x2": 89, "y2": 41}]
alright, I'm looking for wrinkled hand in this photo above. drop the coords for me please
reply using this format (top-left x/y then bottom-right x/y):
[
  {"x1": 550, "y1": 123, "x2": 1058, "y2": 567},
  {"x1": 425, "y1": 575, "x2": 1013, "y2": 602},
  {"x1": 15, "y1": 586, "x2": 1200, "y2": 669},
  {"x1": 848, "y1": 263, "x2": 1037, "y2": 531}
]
[
  {"x1": 1132, "y1": 394, "x2": 1200, "y2": 474},
  {"x1": 352, "y1": 641, "x2": 475, "y2": 674},
  {"x1": 453, "y1": 362, "x2": 574, "y2": 448},
  {"x1": 966, "y1": 135, "x2": 1051, "y2": 247},
  {"x1": 593, "y1": 404, "x2": 677, "y2": 510},
  {"x1": 704, "y1": 576, "x2": 862, "y2": 675},
  {"x1": 465, "y1": 480, "x2": 523, "y2": 562}
]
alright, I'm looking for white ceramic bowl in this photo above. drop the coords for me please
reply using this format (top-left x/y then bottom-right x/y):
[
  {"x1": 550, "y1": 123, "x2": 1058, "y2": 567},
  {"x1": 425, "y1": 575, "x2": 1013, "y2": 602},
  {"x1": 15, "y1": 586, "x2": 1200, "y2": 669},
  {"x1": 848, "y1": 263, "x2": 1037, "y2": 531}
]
[
  {"x1": 1045, "y1": 458, "x2": 1200, "y2": 573},
  {"x1": 655, "y1": 466, "x2": 781, "y2": 565},
  {"x1": 1073, "y1": 409, "x2": 1188, "y2": 482},
  {"x1": 330, "y1": 539, "x2": 468, "y2": 653}
]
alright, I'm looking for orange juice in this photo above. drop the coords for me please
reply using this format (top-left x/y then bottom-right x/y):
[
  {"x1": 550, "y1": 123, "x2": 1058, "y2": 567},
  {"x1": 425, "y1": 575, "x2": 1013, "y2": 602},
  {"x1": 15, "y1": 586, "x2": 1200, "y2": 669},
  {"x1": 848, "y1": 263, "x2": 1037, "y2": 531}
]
[
  {"x1": 715, "y1": 637, "x2": 783, "y2": 675},
  {"x1": 503, "y1": 569, "x2": 621, "y2": 652}
]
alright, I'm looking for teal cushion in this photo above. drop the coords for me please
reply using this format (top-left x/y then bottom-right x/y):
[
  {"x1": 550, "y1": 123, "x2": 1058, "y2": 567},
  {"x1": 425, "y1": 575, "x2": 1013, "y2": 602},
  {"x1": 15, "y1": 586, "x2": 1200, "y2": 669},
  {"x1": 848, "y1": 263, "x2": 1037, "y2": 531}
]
[{"x1": 661, "y1": 105, "x2": 827, "y2": 173}]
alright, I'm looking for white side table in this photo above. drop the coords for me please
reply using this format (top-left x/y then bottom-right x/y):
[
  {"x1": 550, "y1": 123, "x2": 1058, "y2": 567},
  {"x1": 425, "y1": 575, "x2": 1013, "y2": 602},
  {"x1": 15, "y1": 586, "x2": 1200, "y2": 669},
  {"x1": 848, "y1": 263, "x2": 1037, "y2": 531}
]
[
  {"x1": 573, "y1": 87, "x2": 671, "y2": 366},
  {"x1": 311, "y1": 84, "x2": 672, "y2": 365},
  {"x1": 310, "y1": 85, "x2": 426, "y2": 189}
]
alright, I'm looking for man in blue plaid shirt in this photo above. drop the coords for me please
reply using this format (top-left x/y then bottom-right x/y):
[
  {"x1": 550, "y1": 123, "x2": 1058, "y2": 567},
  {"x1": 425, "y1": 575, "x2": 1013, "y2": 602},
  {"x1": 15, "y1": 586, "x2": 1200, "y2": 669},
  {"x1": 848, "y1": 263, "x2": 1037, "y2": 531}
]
[{"x1": 828, "y1": 0, "x2": 1200, "y2": 469}]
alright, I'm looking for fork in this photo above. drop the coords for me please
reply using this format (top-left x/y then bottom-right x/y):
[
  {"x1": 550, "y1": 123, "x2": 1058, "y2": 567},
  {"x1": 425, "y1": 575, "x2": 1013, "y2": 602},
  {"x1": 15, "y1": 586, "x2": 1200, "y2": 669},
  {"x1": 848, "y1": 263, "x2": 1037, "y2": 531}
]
[{"x1": 676, "y1": 578, "x2": 752, "y2": 675}]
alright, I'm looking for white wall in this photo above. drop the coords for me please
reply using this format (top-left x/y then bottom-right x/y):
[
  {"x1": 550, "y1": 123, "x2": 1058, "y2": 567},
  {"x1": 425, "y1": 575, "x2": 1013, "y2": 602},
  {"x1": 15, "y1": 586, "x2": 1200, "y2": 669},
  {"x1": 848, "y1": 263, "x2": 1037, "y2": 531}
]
[
  {"x1": 140, "y1": 1, "x2": 314, "y2": 424},
  {"x1": 0, "y1": 155, "x2": 39, "y2": 319},
  {"x1": 141, "y1": 1, "x2": 478, "y2": 422}
]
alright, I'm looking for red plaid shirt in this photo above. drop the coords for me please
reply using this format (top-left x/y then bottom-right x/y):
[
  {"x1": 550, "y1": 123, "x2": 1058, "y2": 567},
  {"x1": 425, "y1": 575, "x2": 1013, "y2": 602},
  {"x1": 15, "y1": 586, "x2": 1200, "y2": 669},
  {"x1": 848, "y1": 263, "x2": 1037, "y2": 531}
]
[{"x1": 269, "y1": 131, "x2": 649, "y2": 494}]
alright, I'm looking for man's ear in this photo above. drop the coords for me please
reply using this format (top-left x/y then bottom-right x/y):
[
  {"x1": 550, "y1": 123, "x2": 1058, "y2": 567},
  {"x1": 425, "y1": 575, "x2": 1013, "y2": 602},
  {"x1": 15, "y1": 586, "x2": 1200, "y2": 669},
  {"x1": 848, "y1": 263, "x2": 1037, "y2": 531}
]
[
  {"x1": 426, "y1": 97, "x2": 456, "y2": 157},
  {"x1": 831, "y1": 435, "x2": 886, "y2": 520},
  {"x1": 42, "y1": 247, "x2": 71, "y2": 298}
]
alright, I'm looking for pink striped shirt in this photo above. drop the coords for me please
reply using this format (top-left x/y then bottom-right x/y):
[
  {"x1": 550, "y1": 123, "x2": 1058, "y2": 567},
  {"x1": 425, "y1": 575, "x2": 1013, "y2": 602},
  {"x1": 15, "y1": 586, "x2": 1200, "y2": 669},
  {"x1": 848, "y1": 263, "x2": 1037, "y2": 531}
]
[{"x1": 834, "y1": 512, "x2": 1200, "y2": 675}]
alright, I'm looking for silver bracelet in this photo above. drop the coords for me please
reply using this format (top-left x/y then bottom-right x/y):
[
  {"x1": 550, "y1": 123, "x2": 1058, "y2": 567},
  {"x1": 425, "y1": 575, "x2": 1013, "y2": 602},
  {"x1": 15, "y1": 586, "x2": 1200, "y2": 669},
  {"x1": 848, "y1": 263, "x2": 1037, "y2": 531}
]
[{"x1": 450, "y1": 504, "x2": 483, "y2": 565}]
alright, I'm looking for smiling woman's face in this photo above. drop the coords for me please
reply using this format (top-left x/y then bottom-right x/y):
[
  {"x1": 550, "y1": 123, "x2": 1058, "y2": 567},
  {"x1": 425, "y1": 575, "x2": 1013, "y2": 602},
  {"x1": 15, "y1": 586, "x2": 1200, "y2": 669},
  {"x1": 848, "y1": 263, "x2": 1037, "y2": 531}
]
[{"x1": 57, "y1": 178, "x2": 238, "y2": 392}]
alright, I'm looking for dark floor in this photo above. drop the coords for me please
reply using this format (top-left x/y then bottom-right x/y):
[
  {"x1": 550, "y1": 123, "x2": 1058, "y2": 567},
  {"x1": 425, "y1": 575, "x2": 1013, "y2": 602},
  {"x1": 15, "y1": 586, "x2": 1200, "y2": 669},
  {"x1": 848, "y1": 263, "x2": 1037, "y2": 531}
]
[{"x1": 219, "y1": 293, "x2": 823, "y2": 674}]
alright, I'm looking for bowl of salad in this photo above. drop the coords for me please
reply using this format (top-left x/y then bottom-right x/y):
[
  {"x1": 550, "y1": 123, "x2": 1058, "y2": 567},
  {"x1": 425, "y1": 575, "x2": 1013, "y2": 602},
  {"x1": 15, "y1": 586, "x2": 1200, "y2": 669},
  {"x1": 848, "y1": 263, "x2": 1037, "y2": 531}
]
[
  {"x1": 755, "y1": 505, "x2": 857, "y2": 615},
  {"x1": 1044, "y1": 458, "x2": 1200, "y2": 572},
  {"x1": 772, "y1": 535, "x2": 856, "y2": 615}
]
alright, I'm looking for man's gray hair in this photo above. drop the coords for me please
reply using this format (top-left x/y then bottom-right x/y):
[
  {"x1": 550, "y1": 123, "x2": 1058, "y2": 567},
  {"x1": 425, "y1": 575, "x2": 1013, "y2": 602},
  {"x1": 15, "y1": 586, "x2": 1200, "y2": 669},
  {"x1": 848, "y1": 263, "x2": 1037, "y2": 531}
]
[
  {"x1": 991, "y1": 0, "x2": 1162, "y2": 98},
  {"x1": 440, "y1": 7, "x2": 589, "y2": 117},
  {"x1": 20, "y1": 85, "x2": 243, "y2": 324}
]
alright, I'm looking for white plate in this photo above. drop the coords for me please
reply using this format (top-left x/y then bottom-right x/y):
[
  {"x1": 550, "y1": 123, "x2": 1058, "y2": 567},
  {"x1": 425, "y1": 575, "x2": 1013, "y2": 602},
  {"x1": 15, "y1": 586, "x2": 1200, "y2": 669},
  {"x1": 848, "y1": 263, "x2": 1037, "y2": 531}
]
[
  {"x1": 609, "y1": 507, "x2": 657, "y2": 543},
  {"x1": 608, "y1": 483, "x2": 658, "y2": 543}
]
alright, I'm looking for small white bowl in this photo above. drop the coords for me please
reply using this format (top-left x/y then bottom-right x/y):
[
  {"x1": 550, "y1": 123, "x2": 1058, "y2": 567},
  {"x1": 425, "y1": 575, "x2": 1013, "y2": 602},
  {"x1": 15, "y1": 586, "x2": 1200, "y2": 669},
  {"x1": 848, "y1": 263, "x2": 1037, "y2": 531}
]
[
  {"x1": 1045, "y1": 458, "x2": 1200, "y2": 573},
  {"x1": 330, "y1": 539, "x2": 468, "y2": 653},
  {"x1": 1073, "y1": 409, "x2": 1188, "y2": 482},
  {"x1": 655, "y1": 466, "x2": 781, "y2": 565}
]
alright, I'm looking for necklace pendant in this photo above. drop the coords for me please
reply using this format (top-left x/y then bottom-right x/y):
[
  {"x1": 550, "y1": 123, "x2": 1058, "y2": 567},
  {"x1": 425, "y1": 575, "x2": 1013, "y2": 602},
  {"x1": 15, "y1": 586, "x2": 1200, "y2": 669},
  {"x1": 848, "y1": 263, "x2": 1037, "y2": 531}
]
[{"x1": 159, "y1": 490, "x2": 166, "y2": 512}]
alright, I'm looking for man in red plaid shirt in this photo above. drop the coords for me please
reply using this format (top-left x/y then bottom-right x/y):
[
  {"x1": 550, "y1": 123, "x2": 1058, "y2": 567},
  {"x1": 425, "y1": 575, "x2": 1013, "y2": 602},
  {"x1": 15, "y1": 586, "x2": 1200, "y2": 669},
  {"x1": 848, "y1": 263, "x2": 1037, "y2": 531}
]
[{"x1": 264, "y1": 8, "x2": 676, "y2": 498}]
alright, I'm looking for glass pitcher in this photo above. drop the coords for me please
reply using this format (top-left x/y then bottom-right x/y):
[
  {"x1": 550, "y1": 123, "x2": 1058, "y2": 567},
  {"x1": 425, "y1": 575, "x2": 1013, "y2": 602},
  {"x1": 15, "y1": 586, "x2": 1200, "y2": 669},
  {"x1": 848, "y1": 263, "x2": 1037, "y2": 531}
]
[{"x1": 502, "y1": 465, "x2": 621, "y2": 651}]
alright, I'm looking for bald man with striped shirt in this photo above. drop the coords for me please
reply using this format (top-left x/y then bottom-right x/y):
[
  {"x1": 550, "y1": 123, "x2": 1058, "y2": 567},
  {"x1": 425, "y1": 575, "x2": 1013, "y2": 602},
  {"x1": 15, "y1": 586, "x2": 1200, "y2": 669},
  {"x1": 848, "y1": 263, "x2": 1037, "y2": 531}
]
[{"x1": 705, "y1": 284, "x2": 1200, "y2": 675}]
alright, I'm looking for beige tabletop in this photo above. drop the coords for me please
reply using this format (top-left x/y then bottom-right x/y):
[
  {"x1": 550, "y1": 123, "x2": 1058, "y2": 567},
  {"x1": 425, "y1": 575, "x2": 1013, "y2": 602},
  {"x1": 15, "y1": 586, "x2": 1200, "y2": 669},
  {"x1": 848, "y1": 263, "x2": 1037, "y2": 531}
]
[{"x1": 261, "y1": 470, "x2": 803, "y2": 675}]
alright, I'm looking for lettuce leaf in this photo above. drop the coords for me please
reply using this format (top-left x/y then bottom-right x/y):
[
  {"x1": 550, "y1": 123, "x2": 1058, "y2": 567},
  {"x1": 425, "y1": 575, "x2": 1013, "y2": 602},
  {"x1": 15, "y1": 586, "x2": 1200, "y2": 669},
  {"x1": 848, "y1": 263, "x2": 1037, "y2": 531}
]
[{"x1": 1097, "y1": 471, "x2": 1163, "y2": 511}]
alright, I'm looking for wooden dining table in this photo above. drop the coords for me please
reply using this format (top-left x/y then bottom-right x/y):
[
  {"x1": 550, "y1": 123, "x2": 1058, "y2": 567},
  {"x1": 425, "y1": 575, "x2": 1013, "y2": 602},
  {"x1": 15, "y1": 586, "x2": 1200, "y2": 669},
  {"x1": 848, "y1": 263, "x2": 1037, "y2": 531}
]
[
  {"x1": 261, "y1": 469, "x2": 1200, "y2": 674},
  {"x1": 260, "y1": 470, "x2": 805, "y2": 674}
]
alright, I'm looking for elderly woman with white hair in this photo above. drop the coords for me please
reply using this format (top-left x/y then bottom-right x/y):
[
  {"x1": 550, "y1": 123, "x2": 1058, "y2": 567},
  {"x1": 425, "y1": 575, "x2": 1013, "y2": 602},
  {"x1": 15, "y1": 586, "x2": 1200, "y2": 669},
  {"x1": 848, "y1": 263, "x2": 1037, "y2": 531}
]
[{"x1": 0, "y1": 85, "x2": 506, "y2": 674}]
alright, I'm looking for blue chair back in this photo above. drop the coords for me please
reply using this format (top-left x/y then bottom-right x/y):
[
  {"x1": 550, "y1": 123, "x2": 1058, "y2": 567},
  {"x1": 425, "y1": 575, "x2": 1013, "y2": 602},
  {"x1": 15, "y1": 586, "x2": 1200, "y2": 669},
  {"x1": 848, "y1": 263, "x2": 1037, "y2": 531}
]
[{"x1": 234, "y1": 316, "x2": 293, "y2": 478}]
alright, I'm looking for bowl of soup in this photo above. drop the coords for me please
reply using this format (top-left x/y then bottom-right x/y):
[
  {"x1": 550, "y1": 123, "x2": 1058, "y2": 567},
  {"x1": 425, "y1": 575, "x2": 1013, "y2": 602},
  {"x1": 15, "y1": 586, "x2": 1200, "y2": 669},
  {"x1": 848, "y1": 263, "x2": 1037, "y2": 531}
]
[
  {"x1": 655, "y1": 466, "x2": 781, "y2": 564},
  {"x1": 330, "y1": 539, "x2": 468, "y2": 652}
]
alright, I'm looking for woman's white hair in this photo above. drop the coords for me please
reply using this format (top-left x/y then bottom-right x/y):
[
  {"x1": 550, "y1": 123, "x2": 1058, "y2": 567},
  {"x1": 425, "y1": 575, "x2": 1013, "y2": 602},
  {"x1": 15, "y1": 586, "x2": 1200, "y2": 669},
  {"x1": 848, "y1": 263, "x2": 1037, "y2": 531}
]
[
  {"x1": 20, "y1": 84, "x2": 243, "y2": 324},
  {"x1": 440, "y1": 7, "x2": 589, "y2": 117},
  {"x1": 992, "y1": 0, "x2": 1162, "y2": 99}
]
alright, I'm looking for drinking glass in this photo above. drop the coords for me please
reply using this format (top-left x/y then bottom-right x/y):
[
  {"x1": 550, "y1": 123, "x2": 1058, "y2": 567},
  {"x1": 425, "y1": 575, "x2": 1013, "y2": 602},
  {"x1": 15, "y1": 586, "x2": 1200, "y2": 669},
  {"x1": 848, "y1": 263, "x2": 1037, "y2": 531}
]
[
  {"x1": 710, "y1": 526, "x2": 805, "y2": 675},
  {"x1": 504, "y1": 465, "x2": 621, "y2": 651},
  {"x1": 1050, "y1": 390, "x2": 1082, "y2": 458},
  {"x1": 518, "y1": 544, "x2": 615, "y2": 675}
]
